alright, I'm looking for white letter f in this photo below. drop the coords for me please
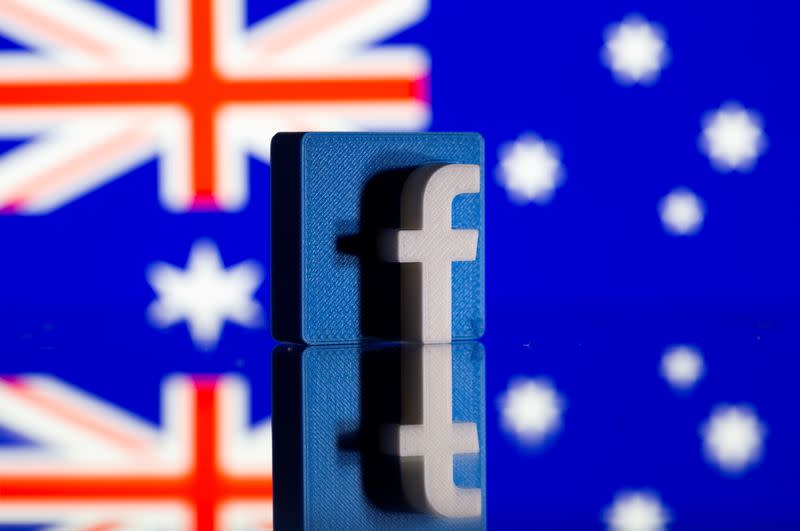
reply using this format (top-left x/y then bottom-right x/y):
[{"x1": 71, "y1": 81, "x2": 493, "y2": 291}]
[{"x1": 381, "y1": 164, "x2": 480, "y2": 343}]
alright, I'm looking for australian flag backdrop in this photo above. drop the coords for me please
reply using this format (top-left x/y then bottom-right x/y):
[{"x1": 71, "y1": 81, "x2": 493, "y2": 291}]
[{"x1": 1, "y1": 1, "x2": 799, "y2": 530}]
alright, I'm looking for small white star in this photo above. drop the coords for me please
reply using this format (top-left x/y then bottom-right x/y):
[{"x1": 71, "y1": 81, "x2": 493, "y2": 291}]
[
  {"x1": 147, "y1": 239, "x2": 264, "y2": 350},
  {"x1": 700, "y1": 102, "x2": 766, "y2": 172},
  {"x1": 701, "y1": 404, "x2": 766, "y2": 474},
  {"x1": 602, "y1": 15, "x2": 669, "y2": 85},
  {"x1": 496, "y1": 134, "x2": 564, "y2": 204},
  {"x1": 604, "y1": 490, "x2": 670, "y2": 531},
  {"x1": 660, "y1": 345, "x2": 704, "y2": 391},
  {"x1": 498, "y1": 377, "x2": 565, "y2": 446},
  {"x1": 659, "y1": 188, "x2": 705, "y2": 236}
]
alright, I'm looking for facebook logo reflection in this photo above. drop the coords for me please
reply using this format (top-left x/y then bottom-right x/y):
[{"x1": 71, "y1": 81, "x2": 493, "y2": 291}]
[
  {"x1": 382, "y1": 344, "x2": 482, "y2": 518},
  {"x1": 271, "y1": 343, "x2": 485, "y2": 530}
]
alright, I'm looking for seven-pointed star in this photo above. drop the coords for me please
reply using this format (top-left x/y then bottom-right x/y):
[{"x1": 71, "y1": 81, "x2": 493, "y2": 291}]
[
  {"x1": 498, "y1": 377, "x2": 565, "y2": 445},
  {"x1": 147, "y1": 239, "x2": 264, "y2": 350},
  {"x1": 700, "y1": 103, "x2": 766, "y2": 171},
  {"x1": 604, "y1": 491, "x2": 670, "y2": 531},
  {"x1": 496, "y1": 134, "x2": 564, "y2": 205},
  {"x1": 702, "y1": 404, "x2": 766, "y2": 474},
  {"x1": 603, "y1": 15, "x2": 669, "y2": 85}
]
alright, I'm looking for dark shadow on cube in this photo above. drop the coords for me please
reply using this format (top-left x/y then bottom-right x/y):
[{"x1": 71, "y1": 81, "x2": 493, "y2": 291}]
[
  {"x1": 270, "y1": 133, "x2": 305, "y2": 343},
  {"x1": 337, "y1": 167, "x2": 415, "y2": 341}
]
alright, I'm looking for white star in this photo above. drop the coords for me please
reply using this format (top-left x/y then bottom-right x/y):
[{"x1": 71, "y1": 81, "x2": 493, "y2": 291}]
[
  {"x1": 604, "y1": 490, "x2": 670, "y2": 531},
  {"x1": 701, "y1": 404, "x2": 766, "y2": 474},
  {"x1": 700, "y1": 102, "x2": 766, "y2": 172},
  {"x1": 498, "y1": 377, "x2": 565, "y2": 446},
  {"x1": 496, "y1": 134, "x2": 564, "y2": 204},
  {"x1": 602, "y1": 15, "x2": 669, "y2": 85},
  {"x1": 660, "y1": 345, "x2": 704, "y2": 391},
  {"x1": 659, "y1": 188, "x2": 705, "y2": 236},
  {"x1": 147, "y1": 239, "x2": 264, "y2": 350}
]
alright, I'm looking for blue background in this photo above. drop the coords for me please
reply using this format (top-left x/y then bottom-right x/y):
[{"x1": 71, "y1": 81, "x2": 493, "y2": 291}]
[{"x1": 1, "y1": 1, "x2": 799, "y2": 529}]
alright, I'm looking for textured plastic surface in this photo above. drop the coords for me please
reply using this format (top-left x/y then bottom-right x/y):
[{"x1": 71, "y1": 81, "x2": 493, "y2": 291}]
[
  {"x1": 271, "y1": 342, "x2": 486, "y2": 531},
  {"x1": 270, "y1": 132, "x2": 485, "y2": 344}
]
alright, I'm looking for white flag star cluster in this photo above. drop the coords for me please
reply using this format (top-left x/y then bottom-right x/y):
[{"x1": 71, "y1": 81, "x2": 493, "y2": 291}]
[
  {"x1": 496, "y1": 14, "x2": 769, "y2": 243},
  {"x1": 493, "y1": 13, "x2": 774, "y2": 529}
]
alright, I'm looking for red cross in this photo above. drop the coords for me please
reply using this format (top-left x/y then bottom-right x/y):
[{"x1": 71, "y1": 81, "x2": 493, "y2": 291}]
[
  {"x1": 0, "y1": 376, "x2": 273, "y2": 531},
  {"x1": 0, "y1": 0, "x2": 426, "y2": 209}
]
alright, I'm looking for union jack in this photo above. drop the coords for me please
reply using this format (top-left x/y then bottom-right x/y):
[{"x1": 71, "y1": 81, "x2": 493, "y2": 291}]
[
  {"x1": 0, "y1": 0, "x2": 430, "y2": 214},
  {"x1": 0, "y1": 374, "x2": 273, "y2": 530}
]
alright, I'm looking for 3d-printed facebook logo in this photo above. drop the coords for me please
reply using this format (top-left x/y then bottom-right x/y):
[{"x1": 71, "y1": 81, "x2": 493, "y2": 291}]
[
  {"x1": 270, "y1": 132, "x2": 485, "y2": 530},
  {"x1": 270, "y1": 132, "x2": 485, "y2": 344}
]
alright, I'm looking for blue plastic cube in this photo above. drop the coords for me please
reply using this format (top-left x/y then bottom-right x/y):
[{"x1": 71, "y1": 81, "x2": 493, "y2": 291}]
[{"x1": 270, "y1": 132, "x2": 484, "y2": 344}]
